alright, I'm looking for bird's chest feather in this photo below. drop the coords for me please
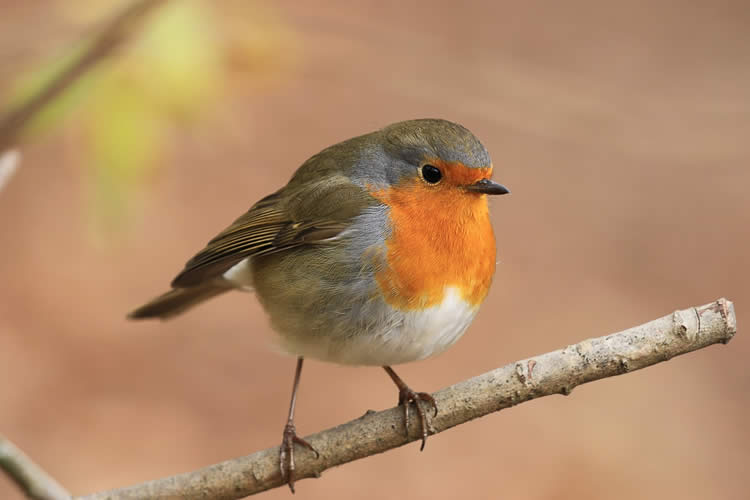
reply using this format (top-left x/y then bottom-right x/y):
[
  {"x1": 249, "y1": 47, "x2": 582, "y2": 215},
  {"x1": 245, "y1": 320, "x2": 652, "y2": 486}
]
[
  {"x1": 370, "y1": 184, "x2": 497, "y2": 311},
  {"x1": 265, "y1": 184, "x2": 497, "y2": 366},
  {"x1": 309, "y1": 184, "x2": 497, "y2": 365}
]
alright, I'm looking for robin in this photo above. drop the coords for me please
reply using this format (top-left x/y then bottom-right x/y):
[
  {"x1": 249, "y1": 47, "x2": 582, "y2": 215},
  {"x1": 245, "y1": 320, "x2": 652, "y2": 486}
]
[{"x1": 129, "y1": 118, "x2": 509, "y2": 492}]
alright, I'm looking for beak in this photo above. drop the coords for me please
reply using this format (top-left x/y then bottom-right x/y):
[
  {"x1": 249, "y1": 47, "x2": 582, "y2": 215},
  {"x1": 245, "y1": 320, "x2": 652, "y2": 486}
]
[{"x1": 466, "y1": 178, "x2": 510, "y2": 195}]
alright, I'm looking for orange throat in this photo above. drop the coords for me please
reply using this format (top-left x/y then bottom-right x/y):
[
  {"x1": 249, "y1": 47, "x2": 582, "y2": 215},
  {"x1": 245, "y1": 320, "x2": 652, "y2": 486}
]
[{"x1": 370, "y1": 169, "x2": 497, "y2": 311}]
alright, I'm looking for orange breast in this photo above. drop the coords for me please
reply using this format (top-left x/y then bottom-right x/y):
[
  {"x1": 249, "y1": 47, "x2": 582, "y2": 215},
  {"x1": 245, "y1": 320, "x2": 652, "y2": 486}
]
[{"x1": 369, "y1": 163, "x2": 497, "y2": 311}]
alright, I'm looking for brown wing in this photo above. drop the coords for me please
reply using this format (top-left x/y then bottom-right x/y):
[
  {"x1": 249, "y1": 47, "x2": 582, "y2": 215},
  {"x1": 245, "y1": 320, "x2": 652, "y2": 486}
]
[{"x1": 170, "y1": 177, "x2": 373, "y2": 288}]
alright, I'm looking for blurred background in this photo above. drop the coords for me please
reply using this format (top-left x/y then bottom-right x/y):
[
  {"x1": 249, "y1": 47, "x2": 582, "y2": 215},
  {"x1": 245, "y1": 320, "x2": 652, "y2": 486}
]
[{"x1": 1, "y1": 1, "x2": 748, "y2": 499}]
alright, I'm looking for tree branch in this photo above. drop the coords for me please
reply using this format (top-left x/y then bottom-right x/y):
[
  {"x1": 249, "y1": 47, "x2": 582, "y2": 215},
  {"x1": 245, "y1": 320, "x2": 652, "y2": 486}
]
[
  {"x1": 0, "y1": 435, "x2": 71, "y2": 500},
  {"x1": 71, "y1": 298, "x2": 736, "y2": 500},
  {"x1": 0, "y1": 150, "x2": 20, "y2": 193},
  {"x1": 0, "y1": 0, "x2": 169, "y2": 152}
]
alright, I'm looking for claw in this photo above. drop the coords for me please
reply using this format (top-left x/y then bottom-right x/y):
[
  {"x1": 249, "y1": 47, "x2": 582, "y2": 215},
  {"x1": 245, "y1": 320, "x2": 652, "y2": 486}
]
[
  {"x1": 383, "y1": 366, "x2": 439, "y2": 451},
  {"x1": 398, "y1": 388, "x2": 438, "y2": 451},
  {"x1": 280, "y1": 423, "x2": 319, "y2": 493}
]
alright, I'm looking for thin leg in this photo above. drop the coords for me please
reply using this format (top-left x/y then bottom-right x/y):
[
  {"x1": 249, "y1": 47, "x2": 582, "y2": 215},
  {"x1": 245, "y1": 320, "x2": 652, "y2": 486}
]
[
  {"x1": 279, "y1": 357, "x2": 319, "y2": 493},
  {"x1": 383, "y1": 366, "x2": 438, "y2": 451}
]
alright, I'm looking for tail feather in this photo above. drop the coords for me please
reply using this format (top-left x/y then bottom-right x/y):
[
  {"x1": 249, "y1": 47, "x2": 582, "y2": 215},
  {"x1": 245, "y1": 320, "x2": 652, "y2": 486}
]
[{"x1": 128, "y1": 285, "x2": 230, "y2": 320}]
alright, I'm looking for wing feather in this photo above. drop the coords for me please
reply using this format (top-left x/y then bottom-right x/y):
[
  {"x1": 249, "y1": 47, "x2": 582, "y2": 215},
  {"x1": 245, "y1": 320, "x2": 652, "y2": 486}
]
[{"x1": 170, "y1": 177, "x2": 375, "y2": 287}]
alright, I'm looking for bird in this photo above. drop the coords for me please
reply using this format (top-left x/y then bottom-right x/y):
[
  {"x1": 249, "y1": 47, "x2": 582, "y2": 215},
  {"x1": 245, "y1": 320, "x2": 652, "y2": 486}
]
[{"x1": 129, "y1": 118, "x2": 509, "y2": 492}]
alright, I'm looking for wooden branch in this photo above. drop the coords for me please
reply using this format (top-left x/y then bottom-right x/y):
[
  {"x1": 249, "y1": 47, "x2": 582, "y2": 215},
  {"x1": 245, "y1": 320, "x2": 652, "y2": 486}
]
[
  {"x1": 0, "y1": 150, "x2": 20, "y2": 192},
  {"x1": 71, "y1": 298, "x2": 736, "y2": 500},
  {"x1": 0, "y1": 435, "x2": 71, "y2": 500},
  {"x1": 0, "y1": 0, "x2": 169, "y2": 151}
]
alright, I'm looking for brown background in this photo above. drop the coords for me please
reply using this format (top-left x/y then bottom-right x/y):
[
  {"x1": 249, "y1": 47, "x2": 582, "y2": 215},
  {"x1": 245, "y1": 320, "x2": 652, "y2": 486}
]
[{"x1": 1, "y1": 1, "x2": 748, "y2": 499}]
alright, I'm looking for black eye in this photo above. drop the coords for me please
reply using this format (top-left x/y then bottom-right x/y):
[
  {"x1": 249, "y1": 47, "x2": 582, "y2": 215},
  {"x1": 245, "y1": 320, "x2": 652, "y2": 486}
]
[{"x1": 421, "y1": 164, "x2": 442, "y2": 184}]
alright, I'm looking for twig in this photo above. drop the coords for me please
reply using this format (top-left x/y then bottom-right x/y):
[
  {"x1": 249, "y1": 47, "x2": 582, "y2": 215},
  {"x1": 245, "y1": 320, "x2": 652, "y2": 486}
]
[
  {"x1": 0, "y1": 149, "x2": 20, "y2": 192},
  {"x1": 0, "y1": 435, "x2": 71, "y2": 500},
  {"x1": 73, "y1": 298, "x2": 736, "y2": 500},
  {"x1": 0, "y1": 0, "x2": 169, "y2": 152}
]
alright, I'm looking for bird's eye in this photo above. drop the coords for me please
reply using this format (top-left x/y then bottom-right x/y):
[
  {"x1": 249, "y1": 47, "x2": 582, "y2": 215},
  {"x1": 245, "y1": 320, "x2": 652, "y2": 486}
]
[{"x1": 420, "y1": 164, "x2": 442, "y2": 184}]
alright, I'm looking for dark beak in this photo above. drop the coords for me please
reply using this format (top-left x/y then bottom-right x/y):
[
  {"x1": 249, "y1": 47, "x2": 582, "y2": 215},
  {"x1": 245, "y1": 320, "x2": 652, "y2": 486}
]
[{"x1": 466, "y1": 179, "x2": 510, "y2": 195}]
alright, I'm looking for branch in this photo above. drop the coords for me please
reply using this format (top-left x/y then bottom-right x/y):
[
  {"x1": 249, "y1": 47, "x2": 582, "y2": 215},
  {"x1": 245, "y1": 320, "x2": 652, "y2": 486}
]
[
  {"x1": 0, "y1": 435, "x2": 71, "y2": 500},
  {"x1": 75, "y1": 298, "x2": 736, "y2": 500},
  {"x1": 0, "y1": 0, "x2": 169, "y2": 151},
  {"x1": 0, "y1": 150, "x2": 20, "y2": 192}
]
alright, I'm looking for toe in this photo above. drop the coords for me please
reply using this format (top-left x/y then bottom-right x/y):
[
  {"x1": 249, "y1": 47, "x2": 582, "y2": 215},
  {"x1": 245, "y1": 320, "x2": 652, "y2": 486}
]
[{"x1": 418, "y1": 392, "x2": 438, "y2": 417}]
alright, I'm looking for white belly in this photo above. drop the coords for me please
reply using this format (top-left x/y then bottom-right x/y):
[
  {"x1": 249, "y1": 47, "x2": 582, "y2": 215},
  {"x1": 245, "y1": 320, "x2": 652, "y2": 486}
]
[{"x1": 276, "y1": 287, "x2": 480, "y2": 366}]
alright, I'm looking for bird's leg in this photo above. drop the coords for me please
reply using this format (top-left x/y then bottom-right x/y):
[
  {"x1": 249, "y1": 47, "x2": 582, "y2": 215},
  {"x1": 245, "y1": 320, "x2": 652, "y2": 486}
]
[
  {"x1": 383, "y1": 366, "x2": 438, "y2": 451},
  {"x1": 279, "y1": 357, "x2": 319, "y2": 493}
]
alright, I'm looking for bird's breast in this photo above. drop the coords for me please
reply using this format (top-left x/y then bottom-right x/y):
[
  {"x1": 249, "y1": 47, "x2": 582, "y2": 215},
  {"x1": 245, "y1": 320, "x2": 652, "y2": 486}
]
[{"x1": 369, "y1": 184, "x2": 497, "y2": 311}]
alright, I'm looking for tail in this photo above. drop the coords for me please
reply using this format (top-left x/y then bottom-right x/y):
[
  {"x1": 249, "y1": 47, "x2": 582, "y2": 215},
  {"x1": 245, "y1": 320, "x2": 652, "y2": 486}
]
[{"x1": 128, "y1": 284, "x2": 230, "y2": 320}]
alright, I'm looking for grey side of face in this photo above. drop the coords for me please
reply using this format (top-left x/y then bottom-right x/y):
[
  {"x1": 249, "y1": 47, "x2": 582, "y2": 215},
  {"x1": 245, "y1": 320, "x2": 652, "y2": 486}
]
[
  {"x1": 349, "y1": 118, "x2": 493, "y2": 190},
  {"x1": 289, "y1": 119, "x2": 491, "y2": 192}
]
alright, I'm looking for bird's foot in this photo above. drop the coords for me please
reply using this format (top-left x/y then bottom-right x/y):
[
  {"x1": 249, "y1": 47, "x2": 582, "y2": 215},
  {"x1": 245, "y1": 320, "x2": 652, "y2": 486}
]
[
  {"x1": 397, "y1": 387, "x2": 438, "y2": 451},
  {"x1": 279, "y1": 423, "x2": 319, "y2": 493}
]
